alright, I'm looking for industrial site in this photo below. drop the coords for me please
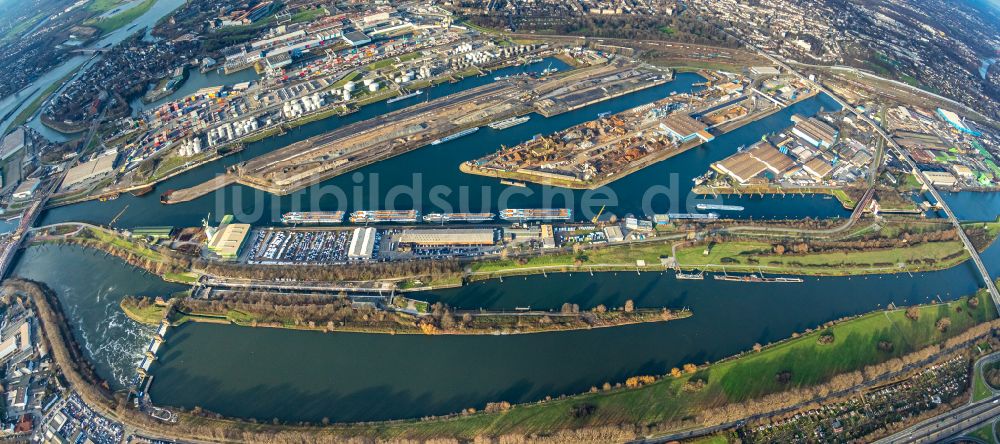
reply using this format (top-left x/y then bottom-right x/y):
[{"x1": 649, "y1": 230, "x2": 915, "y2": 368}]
[
  {"x1": 460, "y1": 70, "x2": 816, "y2": 188},
  {"x1": 164, "y1": 57, "x2": 672, "y2": 201}
]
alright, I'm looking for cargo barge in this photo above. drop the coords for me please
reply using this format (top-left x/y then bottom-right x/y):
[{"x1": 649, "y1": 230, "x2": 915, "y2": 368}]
[
  {"x1": 713, "y1": 270, "x2": 803, "y2": 283},
  {"x1": 675, "y1": 272, "x2": 705, "y2": 280},
  {"x1": 488, "y1": 116, "x2": 530, "y2": 130},
  {"x1": 422, "y1": 213, "x2": 496, "y2": 223},
  {"x1": 500, "y1": 179, "x2": 527, "y2": 187},
  {"x1": 281, "y1": 211, "x2": 345, "y2": 225},
  {"x1": 431, "y1": 127, "x2": 479, "y2": 145},
  {"x1": 387, "y1": 90, "x2": 422, "y2": 104},
  {"x1": 695, "y1": 204, "x2": 744, "y2": 211},
  {"x1": 499, "y1": 208, "x2": 572, "y2": 221},
  {"x1": 349, "y1": 210, "x2": 421, "y2": 223},
  {"x1": 666, "y1": 213, "x2": 719, "y2": 220}
]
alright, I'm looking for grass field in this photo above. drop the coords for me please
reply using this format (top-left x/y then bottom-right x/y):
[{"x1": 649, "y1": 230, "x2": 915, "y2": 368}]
[
  {"x1": 966, "y1": 421, "x2": 999, "y2": 444},
  {"x1": 120, "y1": 300, "x2": 167, "y2": 324},
  {"x1": 364, "y1": 52, "x2": 421, "y2": 71},
  {"x1": 0, "y1": 12, "x2": 45, "y2": 43},
  {"x1": 471, "y1": 238, "x2": 969, "y2": 278},
  {"x1": 85, "y1": 0, "x2": 157, "y2": 34},
  {"x1": 87, "y1": 0, "x2": 128, "y2": 13},
  {"x1": 675, "y1": 240, "x2": 967, "y2": 275},
  {"x1": 973, "y1": 363, "x2": 994, "y2": 401},
  {"x1": 975, "y1": 359, "x2": 1000, "y2": 403},
  {"x1": 163, "y1": 272, "x2": 199, "y2": 284},
  {"x1": 86, "y1": 227, "x2": 164, "y2": 262}
]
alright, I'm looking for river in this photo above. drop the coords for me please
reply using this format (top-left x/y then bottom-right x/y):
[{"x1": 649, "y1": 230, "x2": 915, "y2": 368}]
[
  {"x1": 0, "y1": 0, "x2": 188, "y2": 141},
  {"x1": 8, "y1": 234, "x2": 1000, "y2": 423},
  {"x1": 11, "y1": 244, "x2": 186, "y2": 388}
]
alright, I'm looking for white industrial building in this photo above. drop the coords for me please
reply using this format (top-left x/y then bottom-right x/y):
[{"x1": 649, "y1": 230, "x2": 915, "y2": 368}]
[{"x1": 348, "y1": 227, "x2": 377, "y2": 260}]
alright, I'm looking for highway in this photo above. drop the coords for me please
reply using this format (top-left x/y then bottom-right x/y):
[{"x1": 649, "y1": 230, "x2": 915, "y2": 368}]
[
  {"x1": 877, "y1": 352, "x2": 1000, "y2": 443},
  {"x1": 635, "y1": 335, "x2": 997, "y2": 444},
  {"x1": 875, "y1": 396, "x2": 1000, "y2": 443}
]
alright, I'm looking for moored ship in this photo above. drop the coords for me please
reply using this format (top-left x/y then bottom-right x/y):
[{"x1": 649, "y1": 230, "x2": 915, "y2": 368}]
[
  {"x1": 431, "y1": 127, "x2": 479, "y2": 145},
  {"x1": 499, "y1": 208, "x2": 572, "y2": 221},
  {"x1": 695, "y1": 204, "x2": 744, "y2": 211},
  {"x1": 488, "y1": 116, "x2": 530, "y2": 130},
  {"x1": 387, "y1": 90, "x2": 422, "y2": 104},
  {"x1": 422, "y1": 213, "x2": 495, "y2": 223},
  {"x1": 349, "y1": 210, "x2": 420, "y2": 223},
  {"x1": 281, "y1": 211, "x2": 345, "y2": 225}
]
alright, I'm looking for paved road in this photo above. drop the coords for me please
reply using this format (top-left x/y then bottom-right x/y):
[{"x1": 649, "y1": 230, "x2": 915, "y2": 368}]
[
  {"x1": 875, "y1": 396, "x2": 1000, "y2": 443},
  {"x1": 871, "y1": 352, "x2": 1000, "y2": 444}
]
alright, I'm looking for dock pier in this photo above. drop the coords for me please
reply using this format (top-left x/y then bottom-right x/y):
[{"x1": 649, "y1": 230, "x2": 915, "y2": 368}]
[{"x1": 162, "y1": 174, "x2": 236, "y2": 204}]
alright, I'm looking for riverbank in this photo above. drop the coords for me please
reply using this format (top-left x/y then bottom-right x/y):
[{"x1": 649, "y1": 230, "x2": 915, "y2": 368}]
[
  {"x1": 86, "y1": 0, "x2": 158, "y2": 34},
  {"x1": 31, "y1": 218, "x2": 999, "y2": 294},
  {"x1": 120, "y1": 295, "x2": 692, "y2": 336},
  {"x1": 6, "y1": 70, "x2": 78, "y2": 133},
  {"x1": 15, "y1": 275, "x2": 999, "y2": 443},
  {"x1": 466, "y1": 228, "x2": 987, "y2": 281}
]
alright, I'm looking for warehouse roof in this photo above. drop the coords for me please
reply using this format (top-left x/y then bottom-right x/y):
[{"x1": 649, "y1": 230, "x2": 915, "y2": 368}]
[
  {"x1": 661, "y1": 113, "x2": 707, "y2": 138},
  {"x1": 62, "y1": 151, "x2": 117, "y2": 189},
  {"x1": 348, "y1": 227, "x2": 376, "y2": 259},
  {"x1": 207, "y1": 223, "x2": 250, "y2": 258},
  {"x1": 803, "y1": 157, "x2": 834, "y2": 179},
  {"x1": 0, "y1": 128, "x2": 25, "y2": 161},
  {"x1": 793, "y1": 116, "x2": 837, "y2": 146},
  {"x1": 714, "y1": 142, "x2": 795, "y2": 183},
  {"x1": 399, "y1": 228, "x2": 495, "y2": 245},
  {"x1": 749, "y1": 142, "x2": 795, "y2": 173},
  {"x1": 715, "y1": 152, "x2": 766, "y2": 184}
]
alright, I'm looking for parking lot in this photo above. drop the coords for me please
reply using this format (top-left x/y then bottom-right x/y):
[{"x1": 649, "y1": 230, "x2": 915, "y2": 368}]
[
  {"x1": 54, "y1": 393, "x2": 124, "y2": 444},
  {"x1": 245, "y1": 229, "x2": 356, "y2": 264}
]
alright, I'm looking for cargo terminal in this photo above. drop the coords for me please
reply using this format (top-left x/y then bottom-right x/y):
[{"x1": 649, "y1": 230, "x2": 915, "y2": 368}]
[
  {"x1": 461, "y1": 74, "x2": 799, "y2": 188},
  {"x1": 168, "y1": 58, "x2": 671, "y2": 201}
]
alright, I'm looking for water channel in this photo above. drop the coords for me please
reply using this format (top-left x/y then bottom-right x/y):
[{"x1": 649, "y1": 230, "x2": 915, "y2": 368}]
[
  {"x1": 0, "y1": 0, "x2": 188, "y2": 140},
  {"x1": 39, "y1": 69, "x2": 849, "y2": 229},
  {"x1": 8, "y1": 235, "x2": 1000, "y2": 423}
]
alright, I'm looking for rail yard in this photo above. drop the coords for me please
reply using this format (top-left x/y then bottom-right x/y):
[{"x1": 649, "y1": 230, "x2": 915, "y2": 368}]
[{"x1": 165, "y1": 58, "x2": 670, "y2": 202}]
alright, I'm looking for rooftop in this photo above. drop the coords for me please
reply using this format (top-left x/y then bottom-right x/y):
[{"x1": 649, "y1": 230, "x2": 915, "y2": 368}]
[
  {"x1": 399, "y1": 228, "x2": 495, "y2": 246},
  {"x1": 207, "y1": 223, "x2": 250, "y2": 258},
  {"x1": 661, "y1": 112, "x2": 707, "y2": 137},
  {"x1": 0, "y1": 128, "x2": 25, "y2": 162}
]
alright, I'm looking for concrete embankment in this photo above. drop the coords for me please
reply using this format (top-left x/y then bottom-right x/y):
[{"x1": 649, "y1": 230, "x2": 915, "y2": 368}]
[{"x1": 161, "y1": 174, "x2": 236, "y2": 204}]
